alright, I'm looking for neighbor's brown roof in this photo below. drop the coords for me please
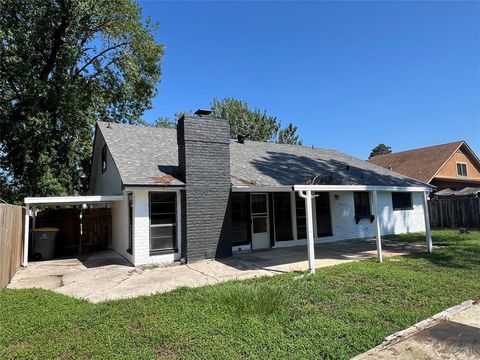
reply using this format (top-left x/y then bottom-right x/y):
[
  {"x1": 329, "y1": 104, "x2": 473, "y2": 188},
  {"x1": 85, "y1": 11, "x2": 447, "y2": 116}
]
[{"x1": 368, "y1": 141, "x2": 464, "y2": 183}]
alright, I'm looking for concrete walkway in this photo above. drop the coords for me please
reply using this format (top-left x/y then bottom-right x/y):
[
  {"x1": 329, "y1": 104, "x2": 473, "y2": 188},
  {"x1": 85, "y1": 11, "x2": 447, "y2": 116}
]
[
  {"x1": 8, "y1": 239, "x2": 426, "y2": 303},
  {"x1": 354, "y1": 299, "x2": 480, "y2": 360}
]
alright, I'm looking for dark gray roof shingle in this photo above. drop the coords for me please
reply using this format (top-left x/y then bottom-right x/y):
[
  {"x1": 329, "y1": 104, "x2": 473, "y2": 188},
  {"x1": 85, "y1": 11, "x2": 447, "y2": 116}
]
[
  {"x1": 97, "y1": 121, "x2": 429, "y2": 188},
  {"x1": 98, "y1": 122, "x2": 184, "y2": 186}
]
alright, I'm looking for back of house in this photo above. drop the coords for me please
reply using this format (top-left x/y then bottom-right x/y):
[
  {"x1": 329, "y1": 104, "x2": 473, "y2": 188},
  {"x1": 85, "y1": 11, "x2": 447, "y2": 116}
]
[{"x1": 90, "y1": 111, "x2": 431, "y2": 266}]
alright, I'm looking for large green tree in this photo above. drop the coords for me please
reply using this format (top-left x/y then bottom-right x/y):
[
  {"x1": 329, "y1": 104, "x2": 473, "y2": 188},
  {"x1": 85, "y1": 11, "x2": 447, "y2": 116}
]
[
  {"x1": 209, "y1": 97, "x2": 302, "y2": 144},
  {"x1": 0, "y1": 0, "x2": 163, "y2": 203},
  {"x1": 211, "y1": 97, "x2": 280, "y2": 142},
  {"x1": 278, "y1": 123, "x2": 303, "y2": 145},
  {"x1": 369, "y1": 143, "x2": 392, "y2": 158}
]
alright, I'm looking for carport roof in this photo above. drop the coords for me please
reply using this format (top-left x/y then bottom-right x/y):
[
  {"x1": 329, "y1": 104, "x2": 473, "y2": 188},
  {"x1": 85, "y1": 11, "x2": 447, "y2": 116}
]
[{"x1": 24, "y1": 195, "x2": 124, "y2": 206}]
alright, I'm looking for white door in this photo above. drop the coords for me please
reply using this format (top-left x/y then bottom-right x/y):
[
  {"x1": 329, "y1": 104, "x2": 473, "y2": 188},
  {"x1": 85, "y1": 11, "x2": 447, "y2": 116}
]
[{"x1": 251, "y1": 193, "x2": 270, "y2": 250}]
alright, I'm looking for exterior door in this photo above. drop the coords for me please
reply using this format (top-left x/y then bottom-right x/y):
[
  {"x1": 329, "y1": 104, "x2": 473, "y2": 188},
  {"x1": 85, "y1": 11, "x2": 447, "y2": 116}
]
[{"x1": 250, "y1": 193, "x2": 270, "y2": 249}]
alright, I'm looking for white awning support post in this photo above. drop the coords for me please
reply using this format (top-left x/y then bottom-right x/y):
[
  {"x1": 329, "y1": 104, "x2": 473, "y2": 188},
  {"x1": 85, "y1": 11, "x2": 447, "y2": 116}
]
[
  {"x1": 371, "y1": 190, "x2": 383, "y2": 263},
  {"x1": 298, "y1": 190, "x2": 316, "y2": 274},
  {"x1": 22, "y1": 204, "x2": 30, "y2": 267},
  {"x1": 32, "y1": 206, "x2": 36, "y2": 230},
  {"x1": 423, "y1": 191, "x2": 433, "y2": 253}
]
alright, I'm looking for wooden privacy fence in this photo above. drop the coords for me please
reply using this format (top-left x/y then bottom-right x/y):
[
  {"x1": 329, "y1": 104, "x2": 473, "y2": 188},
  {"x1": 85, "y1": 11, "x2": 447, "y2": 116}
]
[
  {"x1": 0, "y1": 203, "x2": 24, "y2": 291},
  {"x1": 429, "y1": 197, "x2": 480, "y2": 228}
]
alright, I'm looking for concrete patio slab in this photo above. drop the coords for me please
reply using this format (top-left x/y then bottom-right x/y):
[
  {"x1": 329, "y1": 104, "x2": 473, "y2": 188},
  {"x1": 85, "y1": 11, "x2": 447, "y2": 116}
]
[{"x1": 8, "y1": 238, "x2": 426, "y2": 303}]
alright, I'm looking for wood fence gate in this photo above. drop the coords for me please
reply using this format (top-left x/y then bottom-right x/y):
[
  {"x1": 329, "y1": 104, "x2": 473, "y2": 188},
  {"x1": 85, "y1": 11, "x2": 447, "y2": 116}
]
[
  {"x1": 36, "y1": 207, "x2": 111, "y2": 257},
  {"x1": 0, "y1": 203, "x2": 24, "y2": 291},
  {"x1": 429, "y1": 197, "x2": 480, "y2": 228}
]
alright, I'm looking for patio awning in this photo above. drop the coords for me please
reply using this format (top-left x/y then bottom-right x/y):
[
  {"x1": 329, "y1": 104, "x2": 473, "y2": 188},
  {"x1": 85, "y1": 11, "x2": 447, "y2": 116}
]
[
  {"x1": 22, "y1": 195, "x2": 124, "y2": 267},
  {"x1": 292, "y1": 185, "x2": 433, "y2": 274}
]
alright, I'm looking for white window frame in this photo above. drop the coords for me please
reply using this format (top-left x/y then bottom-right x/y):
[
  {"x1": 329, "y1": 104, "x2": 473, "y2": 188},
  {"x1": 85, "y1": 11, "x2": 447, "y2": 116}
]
[
  {"x1": 456, "y1": 162, "x2": 468, "y2": 177},
  {"x1": 148, "y1": 190, "x2": 181, "y2": 255}
]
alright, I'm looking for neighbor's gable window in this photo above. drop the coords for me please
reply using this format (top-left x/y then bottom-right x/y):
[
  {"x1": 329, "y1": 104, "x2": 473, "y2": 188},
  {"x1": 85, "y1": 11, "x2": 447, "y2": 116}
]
[
  {"x1": 353, "y1": 192, "x2": 371, "y2": 221},
  {"x1": 101, "y1": 145, "x2": 107, "y2": 173},
  {"x1": 392, "y1": 192, "x2": 413, "y2": 211},
  {"x1": 149, "y1": 192, "x2": 177, "y2": 254},
  {"x1": 457, "y1": 163, "x2": 467, "y2": 177}
]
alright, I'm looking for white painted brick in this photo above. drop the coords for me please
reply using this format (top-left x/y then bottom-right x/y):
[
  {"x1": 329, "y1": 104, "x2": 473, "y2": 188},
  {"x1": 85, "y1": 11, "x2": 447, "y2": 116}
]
[
  {"x1": 322, "y1": 191, "x2": 425, "y2": 242},
  {"x1": 111, "y1": 192, "x2": 133, "y2": 264},
  {"x1": 131, "y1": 189, "x2": 181, "y2": 266},
  {"x1": 130, "y1": 190, "x2": 427, "y2": 265},
  {"x1": 276, "y1": 191, "x2": 426, "y2": 248}
]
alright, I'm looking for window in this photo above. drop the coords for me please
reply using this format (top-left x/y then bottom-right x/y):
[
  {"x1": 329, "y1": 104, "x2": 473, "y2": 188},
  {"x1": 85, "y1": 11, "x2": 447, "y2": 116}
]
[
  {"x1": 353, "y1": 192, "x2": 371, "y2": 222},
  {"x1": 273, "y1": 193, "x2": 292, "y2": 241},
  {"x1": 101, "y1": 145, "x2": 107, "y2": 173},
  {"x1": 251, "y1": 194, "x2": 268, "y2": 234},
  {"x1": 392, "y1": 192, "x2": 413, "y2": 210},
  {"x1": 231, "y1": 193, "x2": 249, "y2": 245},
  {"x1": 295, "y1": 193, "x2": 307, "y2": 239},
  {"x1": 457, "y1": 163, "x2": 468, "y2": 177},
  {"x1": 315, "y1": 193, "x2": 332, "y2": 237},
  {"x1": 149, "y1": 192, "x2": 177, "y2": 254}
]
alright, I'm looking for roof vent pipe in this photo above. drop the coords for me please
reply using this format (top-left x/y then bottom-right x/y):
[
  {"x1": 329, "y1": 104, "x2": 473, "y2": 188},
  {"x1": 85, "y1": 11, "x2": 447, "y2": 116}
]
[
  {"x1": 237, "y1": 134, "x2": 246, "y2": 144},
  {"x1": 194, "y1": 109, "x2": 213, "y2": 117}
]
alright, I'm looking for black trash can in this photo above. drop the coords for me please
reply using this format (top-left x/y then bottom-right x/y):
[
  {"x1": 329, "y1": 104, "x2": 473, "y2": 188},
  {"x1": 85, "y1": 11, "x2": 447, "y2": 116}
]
[{"x1": 32, "y1": 228, "x2": 59, "y2": 260}]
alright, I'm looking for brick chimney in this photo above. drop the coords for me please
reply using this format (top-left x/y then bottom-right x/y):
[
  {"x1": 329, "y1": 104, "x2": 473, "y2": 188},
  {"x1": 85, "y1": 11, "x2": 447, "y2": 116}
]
[{"x1": 177, "y1": 110, "x2": 232, "y2": 261}]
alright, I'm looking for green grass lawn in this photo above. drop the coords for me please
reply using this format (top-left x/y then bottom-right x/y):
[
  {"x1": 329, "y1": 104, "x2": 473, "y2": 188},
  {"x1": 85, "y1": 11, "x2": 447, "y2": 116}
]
[{"x1": 1, "y1": 229, "x2": 480, "y2": 359}]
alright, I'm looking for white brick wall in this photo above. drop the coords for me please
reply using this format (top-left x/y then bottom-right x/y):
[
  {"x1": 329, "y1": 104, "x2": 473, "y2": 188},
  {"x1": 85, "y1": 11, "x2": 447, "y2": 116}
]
[
  {"x1": 111, "y1": 192, "x2": 133, "y2": 264},
  {"x1": 377, "y1": 191, "x2": 426, "y2": 235},
  {"x1": 276, "y1": 191, "x2": 426, "y2": 248},
  {"x1": 327, "y1": 191, "x2": 425, "y2": 241},
  {"x1": 128, "y1": 189, "x2": 426, "y2": 264},
  {"x1": 131, "y1": 189, "x2": 180, "y2": 266}
]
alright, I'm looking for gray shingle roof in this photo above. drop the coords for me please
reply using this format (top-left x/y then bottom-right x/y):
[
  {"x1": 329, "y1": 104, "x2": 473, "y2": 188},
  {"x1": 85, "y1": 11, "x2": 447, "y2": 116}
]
[
  {"x1": 97, "y1": 121, "x2": 429, "y2": 188},
  {"x1": 98, "y1": 122, "x2": 184, "y2": 186}
]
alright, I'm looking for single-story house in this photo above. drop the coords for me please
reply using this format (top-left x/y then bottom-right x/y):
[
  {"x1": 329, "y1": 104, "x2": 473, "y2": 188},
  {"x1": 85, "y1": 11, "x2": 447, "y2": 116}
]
[{"x1": 81, "y1": 110, "x2": 432, "y2": 271}]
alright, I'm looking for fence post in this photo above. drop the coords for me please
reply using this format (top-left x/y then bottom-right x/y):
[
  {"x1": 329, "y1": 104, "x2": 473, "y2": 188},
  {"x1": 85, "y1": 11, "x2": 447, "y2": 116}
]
[{"x1": 23, "y1": 205, "x2": 30, "y2": 266}]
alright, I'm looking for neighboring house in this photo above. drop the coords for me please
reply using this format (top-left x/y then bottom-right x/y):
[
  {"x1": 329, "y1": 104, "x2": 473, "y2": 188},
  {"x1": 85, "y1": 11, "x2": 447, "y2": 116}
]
[
  {"x1": 89, "y1": 111, "x2": 431, "y2": 266},
  {"x1": 369, "y1": 141, "x2": 480, "y2": 192}
]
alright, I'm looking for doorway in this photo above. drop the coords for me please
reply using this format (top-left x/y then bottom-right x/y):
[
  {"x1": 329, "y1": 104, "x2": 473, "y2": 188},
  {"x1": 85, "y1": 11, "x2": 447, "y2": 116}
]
[{"x1": 251, "y1": 193, "x2": 270, "y2": 250}]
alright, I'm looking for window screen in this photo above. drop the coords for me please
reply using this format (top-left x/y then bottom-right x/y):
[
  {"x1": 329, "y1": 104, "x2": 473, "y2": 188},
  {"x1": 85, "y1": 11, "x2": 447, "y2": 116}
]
[
  {"x1": 457, "y1": 163, "x2": 467, "y2": 177},
  {"x1": 315, "y1": 192, "x2": 332, "y2": 237},
  {"x1": 295, "y1": 193, "x2": 307, "y2": 239},
  {"x1": 101, "y1": 145, "x2": 107, "y2": 173},
  {"x1": 231, "y1": 193, "x2": 249, "y2": 245},
  {"x1": 149, "y1": 192, "x2": 177, "y2": 253},
  {"x1": 354, "y1": 192, "x2": 371, "y2": 217},
  {"x1": 273, "y1": 193, "x2": 293, "y2": 241},
  {"x1": 392, "y1": 192, "x2": 413, "y2": 210}
]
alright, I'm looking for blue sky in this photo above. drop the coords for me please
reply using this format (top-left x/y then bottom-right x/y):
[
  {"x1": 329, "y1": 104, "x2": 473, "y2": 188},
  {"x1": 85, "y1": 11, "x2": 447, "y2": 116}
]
[{"x1": 139, "y1": 1, "x2": 480, "y2": 159}]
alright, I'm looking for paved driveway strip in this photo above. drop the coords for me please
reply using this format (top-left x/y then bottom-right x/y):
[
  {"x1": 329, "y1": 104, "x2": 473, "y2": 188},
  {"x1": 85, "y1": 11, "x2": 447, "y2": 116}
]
[
  {"x1": 8, "y1": 239, "x2": 426, "y2": 303},
  {"x1": 353, "y1": 299, "x2": 480, "y2": 360}
]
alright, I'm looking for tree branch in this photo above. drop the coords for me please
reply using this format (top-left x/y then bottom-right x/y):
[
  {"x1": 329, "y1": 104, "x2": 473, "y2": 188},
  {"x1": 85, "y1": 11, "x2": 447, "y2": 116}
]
[
  {"x1": 75, "y1": 42, "x2": 131, "y2": 75},
  {"x1": 39, "y1": 0, "x2": 70, "y2": 81}
]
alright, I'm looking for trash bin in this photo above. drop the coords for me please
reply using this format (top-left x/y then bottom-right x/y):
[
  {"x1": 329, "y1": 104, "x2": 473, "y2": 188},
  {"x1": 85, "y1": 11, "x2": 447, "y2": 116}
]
[{"x1": 32, "y1": 228, "x2": 59, "y2": 260}]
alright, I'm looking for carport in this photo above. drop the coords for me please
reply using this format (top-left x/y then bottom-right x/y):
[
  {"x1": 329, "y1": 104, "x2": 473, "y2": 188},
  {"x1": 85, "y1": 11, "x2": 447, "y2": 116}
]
[{"x1": 23, "y1": 195, "x2": 123, "y2": 266}]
